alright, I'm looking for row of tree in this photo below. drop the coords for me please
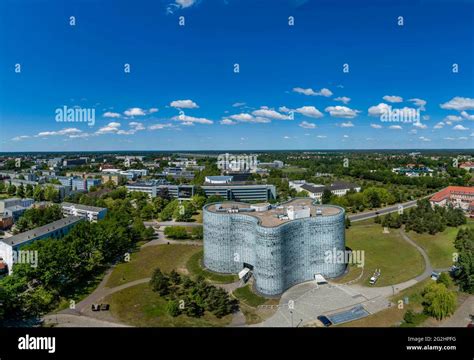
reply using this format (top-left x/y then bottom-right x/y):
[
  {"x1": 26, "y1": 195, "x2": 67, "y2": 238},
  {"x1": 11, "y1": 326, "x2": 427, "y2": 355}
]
[{"x1": 376, "y1": 199, "x2": 466, "y2": 234}]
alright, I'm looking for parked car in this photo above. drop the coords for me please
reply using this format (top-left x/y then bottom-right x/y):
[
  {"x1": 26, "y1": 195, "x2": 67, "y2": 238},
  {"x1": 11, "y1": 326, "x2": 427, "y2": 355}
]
[
  {"x1": 317, "y1": 315, "x2": 332, "y2": 327},
  {"x1": 100, "y1": 304, "x2": 110, "y2": 311}
]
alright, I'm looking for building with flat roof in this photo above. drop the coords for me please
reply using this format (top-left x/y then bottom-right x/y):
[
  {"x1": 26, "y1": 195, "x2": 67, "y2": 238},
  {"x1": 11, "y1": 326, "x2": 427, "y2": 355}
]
[
  {"x1": 202, "y1": 183, "x2": 276, "y2": 202},
  {"x1": 61, "y1": 202, "x2": 107, "y2": 221},
  {"x1": 0, "y1": 216, "x2": 84, "y2": 273},
  {"x1": 203, "y1": 199, "x2": 346, "y2": 296},
  {"x1": 126, "y1": 181, "x2": 195, "y2": 199},
  {"x1": 299, "y1": 181, "x2": 361, "y2": 200}
]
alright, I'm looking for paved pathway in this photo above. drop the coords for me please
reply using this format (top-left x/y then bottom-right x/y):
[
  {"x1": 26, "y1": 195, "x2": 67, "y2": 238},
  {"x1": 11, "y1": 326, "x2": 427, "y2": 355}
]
[{"x1": 438, "y1": 296, "x2": 473, "y2": 327}]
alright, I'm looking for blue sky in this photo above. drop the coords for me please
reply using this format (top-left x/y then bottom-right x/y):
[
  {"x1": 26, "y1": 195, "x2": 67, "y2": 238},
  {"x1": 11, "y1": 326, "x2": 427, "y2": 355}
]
[{"x1": 0, "y1": 0, "x2": 473, "y2": 151}]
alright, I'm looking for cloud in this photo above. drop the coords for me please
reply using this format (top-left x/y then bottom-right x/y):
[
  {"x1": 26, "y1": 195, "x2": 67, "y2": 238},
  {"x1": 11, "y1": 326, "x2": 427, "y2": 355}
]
[
  {"x1": 299, "y1": 121, "x2": 317, "y2": 129},
  {"x1": 339, "y1": 121, "x2": 354, "y2": 128},
  {"x1": 343, "y1": 135, "x2": 349, "y2": 138},
  {"x1": 11, "y1": 135, "x2": 30, "y2": 141},
  {"x1": 370, "y1": 124, "x2": 382, "y2": 129},
  {"x1": 444, "y1": 115, "x2": 463, "y2": 122},
  {"x1": 37, "y1": 128, "x2": 83, "y2": 137},
  {"x1": 453, "y1": 124, "x2": 469, "y2": 131},
  {"x1": 434, "y1": 122, "x2": 445, "y2": 129},
  {"x1": 170, "y1": 99, "x2": 199, "y2": 109},
  {"x1": 167, "y1": 0, "x2": 197, "y2": 14},
  {"x1": 389, "y1": 125, "x2": 403, "y2": 130},
  {"x1": 317, "y1": 135, "x2": 327, "y2": 138},
  {"x1": 294, "y1": 106, "x2": 323, "y2": 118},
  {"x1": 226, "y1": 113, "x2": 270, "y2": 123},
  {"x1": 293, "y1": 87, "x2": 333, "y2": 97},
  {"x1": 325, "y1": 106, "x2": 359, "y2": 118},
  {"x1": 252, "y1": 108, "x2": 291, "y2": 120},
  {"x1": 232, "y1": 102, "x2": 246, "y2": 107},
  {"x1": 440, "y1": 97, "x2": 474, "y2": 111},
  {"x1": 148, "y1": 108, "x2": 159, "y2": 114},
  {"x1": 124, "y1": 107, "x2": 146, "y2": 116},
  {"x1": 172, "y1": 114, "x2": 213, "y2": 124},
  {"x1": 409, "y1": 98, "x2": 427, "y2": 110},
  {"x1": 148, "y1": 123, "x2": 174, "y2": 130},
  {"x1": 368, "y1": 103, "x2": 390, "y2": 117},
  {"x1": 220, "y1": 119, "x2": 237, "y2": 125},
  {"x1": 413, "y1": 122, "x2": 427, "y2": 129},
  {"x1": 96, "y1": 122, "x2": 121, "y2": 134},
  {"x1": 419, "y1": 136, "x2": 430, "y2": 142},
  {"x1": 383, "y1": 95, "x2": 403, "y2": 103},
  {"x1": 334, "y1": 96, "x2": 351, "y2": 104},
  {"x1": 103, "y1": 111, "x2": 121, "y2": 118},
  {"x1": 461, "y1": 111, "x2": 474, "y2": 120}
]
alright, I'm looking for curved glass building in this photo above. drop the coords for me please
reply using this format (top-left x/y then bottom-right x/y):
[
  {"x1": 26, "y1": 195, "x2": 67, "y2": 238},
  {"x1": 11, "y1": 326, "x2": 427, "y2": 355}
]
[{"x1": 203, "y1": 199, "x2": 346, "y2": 296}]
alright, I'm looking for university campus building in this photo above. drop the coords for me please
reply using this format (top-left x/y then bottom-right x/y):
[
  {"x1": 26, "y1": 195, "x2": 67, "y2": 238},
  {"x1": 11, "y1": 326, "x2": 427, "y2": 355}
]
[{"x1": 203, "y1": 198, "x2": 346, "y2": 296}]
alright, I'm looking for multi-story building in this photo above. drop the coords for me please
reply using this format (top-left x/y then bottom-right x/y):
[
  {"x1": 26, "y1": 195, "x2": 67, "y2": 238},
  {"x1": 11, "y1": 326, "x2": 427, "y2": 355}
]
[
  {"x1": 0, "y1": 216, "x2": 84, "y2": 274},
  {"x1": 430, "y1": 186, "x2": 474, "y2": 215},
  {"x1": 202, "y1": 183, "x2": 276, "y2": 202},
  {"x1": 61, "y1": 202, "x2": 107, "y2": 221},
  {"x1": 0, "y1": 198, "x2": 34, "y2": 222},
  {"x1": 203, "y1": 199, "x2": 346, "y2": 296},
  {"x1": 299, "y1": 181, "x2": 361, "y2": 201},
  {"x1": 126, "y1": 181, "x2": 195, "y2": 199}
]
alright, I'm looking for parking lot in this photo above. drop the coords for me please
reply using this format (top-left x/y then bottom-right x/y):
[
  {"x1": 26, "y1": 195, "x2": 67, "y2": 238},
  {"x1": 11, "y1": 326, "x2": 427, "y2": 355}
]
[{"x1": 255, "y1": 281, "x2": 390, "y2": 327}]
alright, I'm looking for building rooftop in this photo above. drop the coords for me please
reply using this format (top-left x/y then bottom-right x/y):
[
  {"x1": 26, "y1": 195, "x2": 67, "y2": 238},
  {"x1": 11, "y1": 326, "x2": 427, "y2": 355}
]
[
  {"x1": 430, "y1": 186, "x2": 474, "y2": 202},
  {"x1": 61, "y1": 202, "x2": 107, "y2": 213},
  {"x1": 1, "y1": 216, "x2": 84, "y2": 247},
  {"x1": 206, "y1": 198, "x2": 342, "y2": 227}
]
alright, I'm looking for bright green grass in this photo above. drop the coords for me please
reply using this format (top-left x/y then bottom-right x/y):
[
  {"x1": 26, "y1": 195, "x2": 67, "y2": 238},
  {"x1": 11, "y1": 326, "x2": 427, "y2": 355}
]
[
  {"x1": 408, "y1": 220, "x2": 474, "y2": 269},
  {"x1": 233, "y1": 285, "x2": 267, "y2": 307},
  {"x1": 106, "y1": 244, "x2": 201, "y2": 288},
  {"x1": 346, "y1": 222, "x2": 425, "y2": 286},
  {"x1": 186, "y1": 250, "x2": 238, "y2": 283}
]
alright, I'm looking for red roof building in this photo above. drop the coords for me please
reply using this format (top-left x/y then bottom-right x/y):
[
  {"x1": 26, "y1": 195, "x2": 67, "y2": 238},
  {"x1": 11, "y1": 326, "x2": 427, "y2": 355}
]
[{"x1": 430, "y1": 186, "x2": 474, "y2": 214}]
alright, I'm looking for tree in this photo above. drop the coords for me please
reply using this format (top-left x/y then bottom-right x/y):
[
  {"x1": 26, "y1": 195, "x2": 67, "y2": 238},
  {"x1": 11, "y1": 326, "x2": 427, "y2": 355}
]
[
  {"x1": 345, "y1": 217, "x2": 351, "y2": 229},
  {"x1": 0, "y1": 181, "x2": 5, "y2": 194},
  {"x1": 33, "y1": 185, "x2": 44, "y2": 201},
  {"x1": 164, "y1": 226, "x2": 189, "y2": 240},
  {"x1": 43, "y1": 185, "x2": 59, "y2": 202},
  {"x1": 453, "y1": 228, "x2": 474, "y2": 293},
  {"x1": 149, "y1": 268, "x2": 170, "y2": 296},
  {"x1": 25, "y1": 184, "x2": 33, "y2": 198},
  {"x1": 16, "y1": 184, "x2": 25, "y2": 198},
  {"x1": 166, "y1": 300, "x2": 181, "y2": 317},
  {"x1": 191, "y1": 195, "x2": 206, "y2": 209},
  {"x1": 321, "y1": 189, "x2": 332, "y2": 204},
  {"x1": 7, "y1": 184, "x2": 16, "y2": 196},
  {"x1": 422, "y1": 282, "x2": 457, "y2": 320},
  {"x1": 437, "y1": 272, "x2": 453, "y2": 288}
]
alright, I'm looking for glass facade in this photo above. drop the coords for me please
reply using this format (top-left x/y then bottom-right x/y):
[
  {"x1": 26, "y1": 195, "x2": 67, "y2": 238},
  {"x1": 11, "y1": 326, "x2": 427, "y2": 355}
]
[{"x1": 203, "y1": 202, "x2": 346, "y2": 296}]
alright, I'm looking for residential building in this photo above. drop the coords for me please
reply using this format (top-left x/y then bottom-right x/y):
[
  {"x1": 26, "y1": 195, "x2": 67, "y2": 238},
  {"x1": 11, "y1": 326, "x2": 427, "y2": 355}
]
[
  {"x1": 0, "y1": 216, "x2": 84, "y2": 274},
  {"x1": 299, "y1": 181, "x2": 361, "y2": 201},
  {"x1": 61, "y1": 202, "x2": 107, "y2": 221}
]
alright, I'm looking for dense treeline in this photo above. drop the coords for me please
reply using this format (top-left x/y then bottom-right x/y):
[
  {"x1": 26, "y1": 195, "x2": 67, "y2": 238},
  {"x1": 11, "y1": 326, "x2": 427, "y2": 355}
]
[
  {"x1": 150, "y1": 268, "x2": 238, "y2": 318},
  {"x1": 13, "y1": 205, "x2": 63, "y2": 234},
  {"x1": 0, "y1": 195, "x2": 154, "y2": 323},
  {"x1": 453, "y1": 228, "x2": 474, "y2": 293},
  {"x1": 377, "y1": 199, "x2": 466, "y2": 234}
]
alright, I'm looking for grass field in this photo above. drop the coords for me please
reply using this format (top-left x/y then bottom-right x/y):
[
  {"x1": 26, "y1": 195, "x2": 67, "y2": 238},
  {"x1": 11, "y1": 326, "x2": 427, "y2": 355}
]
[
  {"x1": 186, "y1": 250, "x2": 238, "y2": 283},
  {"x1": 345, "y1": 221, "x2": 425, "y2": 286},
  {"x1": 106, "y1": 244, "x2": 201, "y2": 288},
  {"x1": 231, "y1": 284, "x2": 279, "y2": 325},
  {"x1": 105, "y1": 283, "x2": 233, "y2": 327},
  {"x1": 408, "y1": 219, "x2": 474, "y2": 269},
  {"x1": 191, "y1": 211, "x2": 203, "y2": 223},
  {"x1": 233, "y1": 285, "x2": 267, "y2": 307},
  {"x1": 281, "y1": 166, "x2": 307, "y2": 173}
]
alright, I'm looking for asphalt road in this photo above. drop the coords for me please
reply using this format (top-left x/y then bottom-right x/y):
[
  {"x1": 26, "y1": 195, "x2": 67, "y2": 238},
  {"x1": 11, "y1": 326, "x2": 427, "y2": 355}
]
[{"x1": 348, "y1": 199, "x2": 419, "y2": 222}]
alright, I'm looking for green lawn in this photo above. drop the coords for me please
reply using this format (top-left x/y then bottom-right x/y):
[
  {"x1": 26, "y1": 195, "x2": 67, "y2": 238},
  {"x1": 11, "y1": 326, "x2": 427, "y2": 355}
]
[
  {"x1": 233, "y1": 285, "x2": 267, "y2": 307},
  {"x1": 191, "y1": 211, "x2": 203, "y2": 223},
  {"x1": 105, "y1": 283, "x2": 232, "y2": 327},
  {"x1": 281, "y1": 166, "x2": 307, "y2": 173},
  {"x1": 346, "y1": 221, "x2": 425, "y2": 286},
  {"x1": 106, "y1": 244, "x2": 201, "y2": 288},
  {"x1": 186, "y1": 250, "x2": 238, "y2": 283},
  {"x1": 408, "y1": 220, "x2": 474, "y2": 269}
]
